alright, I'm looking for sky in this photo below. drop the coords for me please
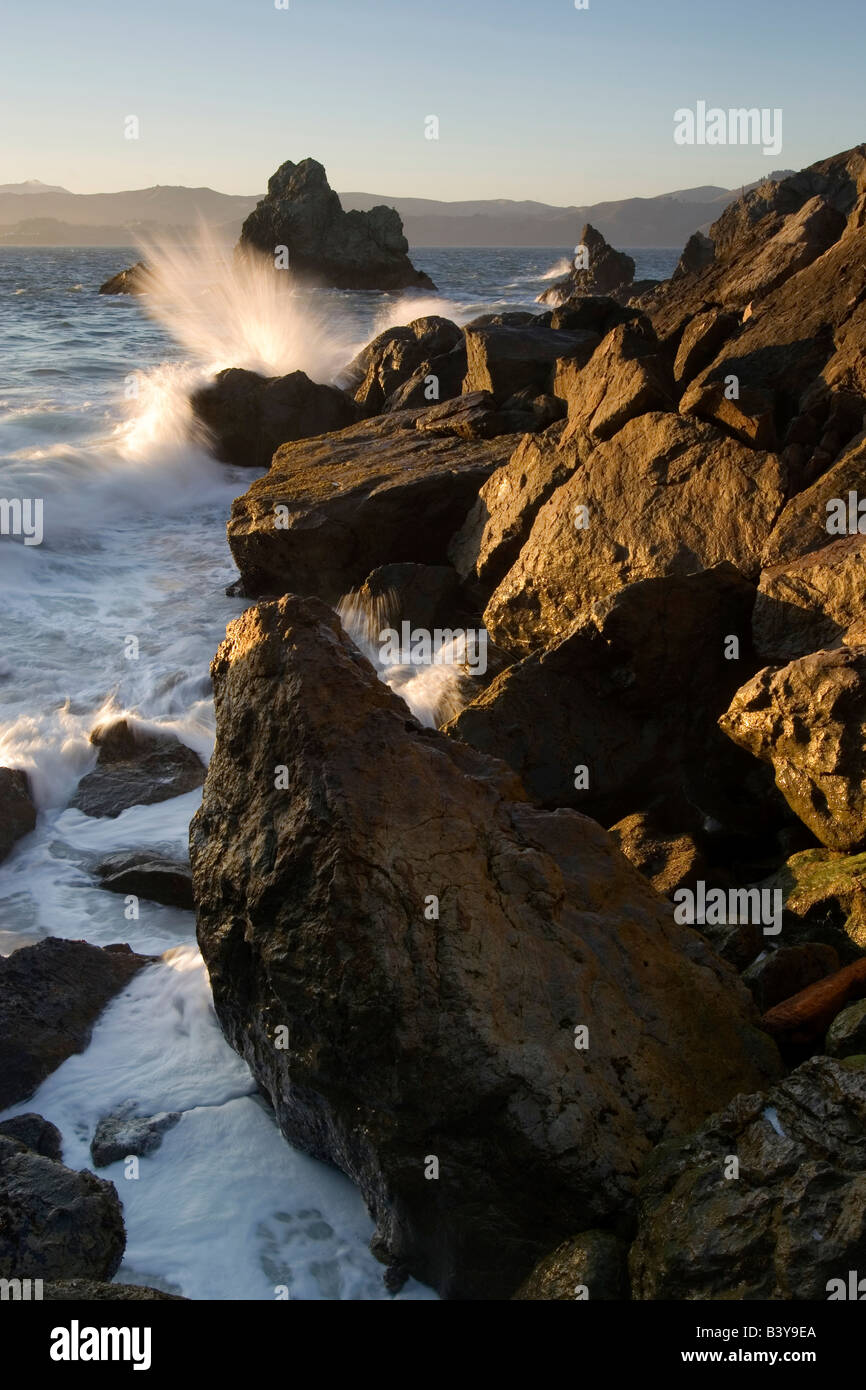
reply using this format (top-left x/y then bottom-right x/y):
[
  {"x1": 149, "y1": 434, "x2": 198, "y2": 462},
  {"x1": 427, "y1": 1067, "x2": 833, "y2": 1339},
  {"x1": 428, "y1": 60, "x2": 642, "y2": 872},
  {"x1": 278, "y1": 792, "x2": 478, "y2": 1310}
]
[{"x1": 1, "y1": 0, "x2": 864, "y2": 205}]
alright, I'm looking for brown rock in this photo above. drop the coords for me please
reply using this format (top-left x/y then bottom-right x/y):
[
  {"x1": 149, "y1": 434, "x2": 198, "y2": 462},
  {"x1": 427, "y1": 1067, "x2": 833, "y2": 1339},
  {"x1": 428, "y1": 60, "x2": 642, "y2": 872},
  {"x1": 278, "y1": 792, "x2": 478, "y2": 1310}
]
[
  {"x1": 752, "y1": 533, "x2": 866, "y2": 663},
  {"x1": 190, "y1": 367, "x2": 360, "y2": 469},
  {"x1": 761, "y1": 958, "x2": 866, "y2": 1044},
  {"x1": 462, "y1": 322, "x2": 598, "y2": 403},
  {"x1": 555, "y1": 321, "x2": 675, "y2": 442},
  {"x1": 0, "y1": 767, "x2": 36, "y2": 863},
  {"x1": 71, "y1": 719, "x2": 206, "y2": 819}
]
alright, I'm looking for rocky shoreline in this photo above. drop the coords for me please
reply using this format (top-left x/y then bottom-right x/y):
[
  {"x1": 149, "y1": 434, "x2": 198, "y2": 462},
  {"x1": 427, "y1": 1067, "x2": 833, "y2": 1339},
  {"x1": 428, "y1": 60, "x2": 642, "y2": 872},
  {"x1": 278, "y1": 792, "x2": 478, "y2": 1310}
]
[{"x1": 5, "y1": 142, "x2": 866, "y2": 1301}]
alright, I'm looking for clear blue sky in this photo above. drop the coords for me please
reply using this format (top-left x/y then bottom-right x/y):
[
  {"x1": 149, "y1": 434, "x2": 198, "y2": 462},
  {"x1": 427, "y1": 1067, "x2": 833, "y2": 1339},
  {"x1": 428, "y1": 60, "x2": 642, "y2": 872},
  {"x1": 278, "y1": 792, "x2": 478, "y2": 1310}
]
[{"x1": 2, "y1": 0, "x2": 863, "y2": 203}]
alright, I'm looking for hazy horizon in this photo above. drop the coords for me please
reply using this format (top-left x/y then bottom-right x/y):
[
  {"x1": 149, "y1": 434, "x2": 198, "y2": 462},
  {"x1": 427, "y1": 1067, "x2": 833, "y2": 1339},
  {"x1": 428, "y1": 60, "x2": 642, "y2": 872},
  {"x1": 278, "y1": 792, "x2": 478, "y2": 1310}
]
[{"x1": 2, "y1": 0, "x2": 864, "y2": 205}]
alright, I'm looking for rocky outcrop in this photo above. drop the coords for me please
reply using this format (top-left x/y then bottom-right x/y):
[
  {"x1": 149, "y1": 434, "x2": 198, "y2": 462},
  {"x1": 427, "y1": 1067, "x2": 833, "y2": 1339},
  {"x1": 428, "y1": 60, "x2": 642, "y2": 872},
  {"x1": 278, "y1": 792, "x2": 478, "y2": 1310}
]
[
  {"x1": 0, "y1": 1134, "x2": 125, "y2": 1281},
  {"x1": 720, "y1": 647, "x2": 866, "y2": 852},
  {"x1": 238, "y1": 158, "x2": 435, "y2": 292},
  {"x1": 190, "y1": 368, "x2": 360, "y2": 469},
  {"x1": 0, "y1": 767, "x2": 36, "y2": 862},
  {"x1": 537, "y1": 224, "x2": 635, "y2": 307},
  {"x1": 482, "y1": 412, "x2": 787, "y2": 656},
  {"x1": 190, "y1": 594, "x2": 780, "y2": 1300},
  {"x1": 513, "y1": 1230, "x2": 628, "y2": 1301},
  {"x1": 96, "y1": 852, "x2": 193, "y2": 909},
  {"x1": 462, "y1": 322, "x2": 598, "y2": 403},
  {"x1": 762, "y1": 431, "x2": 866, "y2": 569},
  {"x1": 629, "y1": 1056, "x2": 866, "y2": 1300},
  {"x1": 554, "y1": 320, "x2": 675, "y2": 442},
  {"x1": 0, "y1": 938, "x2": 152, "y2": 1109},
  {"x1": 71, "y1": 718, "x2": 206, "y2": 819},
  {"x1": 227, "y1": 409, "x2": 511, "y2": 603},
  {"x1": 98, "y1": 262, "x2": 148, "y2": 295}
]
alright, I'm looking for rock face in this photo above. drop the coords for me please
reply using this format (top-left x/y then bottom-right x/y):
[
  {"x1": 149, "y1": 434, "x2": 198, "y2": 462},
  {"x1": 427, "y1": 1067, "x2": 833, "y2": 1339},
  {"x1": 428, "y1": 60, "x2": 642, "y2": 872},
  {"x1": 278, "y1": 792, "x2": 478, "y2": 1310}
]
[
  {"x1": 0, "y1": 767, "x2": 36, "y2": 862},
  {"x1": 227, "y1": 409, "x2": 511, "y2": 603},
  {"x1": 190, "y1": 594, "x2": 780, "y2": 1300},
  {"x1": 538, "y1": 224, "x2": 635, "y2": 306},
  {"x1": 0, "y1": 938, "x2": 152, "y2": 1109},
  {"x1": 71, "y1": 719, "x2": 206, "y2": 819},
  {"x1": 239, "y1": 158, "x2": 435, "y2": 292},
  {"x1": 190, "y1": 368, "x2": 360, "y2": 469},
  {"x1": 629, "y1": 1056, "x2": 866, "y2": 1300},
  {"x1": 720, "y1": 647, "x2": 866, "y2": 852},
  {"x1": 0, "y1": 1134, "x2": 125, "y2": 1281},
  {"x1": 482, "y1": 412, "x2": 787, "y2": 656}
]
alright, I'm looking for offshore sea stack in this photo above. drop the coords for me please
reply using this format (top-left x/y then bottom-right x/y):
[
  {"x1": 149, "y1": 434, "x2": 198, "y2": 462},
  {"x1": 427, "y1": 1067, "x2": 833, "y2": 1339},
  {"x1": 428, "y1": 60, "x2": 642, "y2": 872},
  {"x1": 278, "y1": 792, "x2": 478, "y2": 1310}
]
[
  {"x1": 194, "y1": 143, "x2": 866, "y2": 1299},
  {"x1": 238, "y1": 157, "x2": 436, "y2": 291}
]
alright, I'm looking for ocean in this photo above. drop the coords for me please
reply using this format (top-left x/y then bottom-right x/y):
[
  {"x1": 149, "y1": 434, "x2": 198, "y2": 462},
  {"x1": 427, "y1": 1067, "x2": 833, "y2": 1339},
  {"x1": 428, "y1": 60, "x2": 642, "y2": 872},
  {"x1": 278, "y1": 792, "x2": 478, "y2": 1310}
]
[{"x1": 0, "y1": 242, "x2": 679, "y2": 1299}]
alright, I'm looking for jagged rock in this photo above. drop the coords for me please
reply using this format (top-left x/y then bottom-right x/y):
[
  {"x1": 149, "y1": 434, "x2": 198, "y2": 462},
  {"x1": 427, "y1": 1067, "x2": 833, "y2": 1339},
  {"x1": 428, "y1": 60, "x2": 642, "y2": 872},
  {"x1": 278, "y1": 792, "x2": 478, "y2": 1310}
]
[
  {"x1": 483, "y1": 412, "x2": 787, "y2": 656},
  {"x1": 761, "y1": 959, "x2": 866, "y2": 1045},
  {"x1": 448, "y1": 425, "x2": 585, "y2": 592},
  {"x1": 752, "y1": 534, "x2": 866, "y2": 663},
  {"x1": 190, "y1": 367, "x2": 360, "y2": 469},
  {"x1": 762, "y1": 431, "x2": 866, "y2": 569},
  {"x1": 554, "y1": 320, "x2": 676, "y2": 442},
  {"x1": 0, "y1": 938, "x2": 152, "y2": 1109},
  {"x1": 741, "y1": 942, "x2": 840, "y2": 1013},
  {"x1": 41, "y1": 1280, "x2": 186, "y2": 1300},
  {"x1": 0, "y1": 1114, "x2": 62, "y2": 1162},
  {"x1": 629, "y1": 1056, "x2": 866, "y2": 1300},
  {"x1": 448, "y1": 565, "x2": 784, "y2": 835},
  {"x1": 190, "y1": 594, "x2": 780, "y2": 1300},
  {"x1": 96, "y1": 853, "x2": 193, "y2": 910},
  {"x1": 90, "y1": 1102, "x2": 181, "y2": 1168},
  {"x1": 671, "y1": 231, "x2": 714, "y2": 281},
  {"x1": 760, "y1": 848, "x2": 866, "y2": 961},
  {"x1": 537, "y1": 224, "x2": 635, "y2": 306},
  {"x1": 0, "y1": 767, "x2": 36, "y2": 862},
  {"x1": 238, "y1": 157, "x2": 434, "y2": 291},
  {"x1": 673, "y1": 307, "x2": 740, "y2": 385},
  {"x1": 462, "y1": 323, "x2": 598, "y2": 403},
  {"x1": 720, "y1": 646, "x2": 866, "y2": 852},
  {"x1": 412, "y1": 391, "x2": 514, "y2": 440},
  {"x1": 826, "y1": 999, "x2": 866, "y2": 1057},
  {"x1": 386, "y1": 344, "x2": 468, "y2": 412},
  {"x1": 513, "y1": 1230, "x2": 628, "y2": 1301},
  {"x1": 607, "y1": 813, "x2": 707, "y2": 897},
  {"x1": 98, "y1": 262, "x2": 148, "y2": 295},
  {"x1": 345, "y1": 318, "x2": 463, "y2": 414},
  {"x1": 227, "y1": 409, "x2": 511, "y2": 602},
  {"x1": 71, "y1": 719, "x2": 206, "y2": 819},
  {"x1": 0, "y1": 1135, "x2": 125, "y2": 1281},
  {"x1": 679, "y1": 373, "x2": 777, "y2": 449}
]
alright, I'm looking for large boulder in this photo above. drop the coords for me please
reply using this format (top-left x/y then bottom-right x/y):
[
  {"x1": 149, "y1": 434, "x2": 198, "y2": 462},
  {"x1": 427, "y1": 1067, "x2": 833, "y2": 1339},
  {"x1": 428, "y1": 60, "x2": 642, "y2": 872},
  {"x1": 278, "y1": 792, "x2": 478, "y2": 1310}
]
[
  {"x1": 190, "y1": 594, "x2": 780, "y2": 1300},
  {"x1": 238, "y1": 157, "x2": 435, "y2": 292},
  {"x1": 0, "y1": 1135, "x2": 125, "y2": 1281},
  {"x1": 554, "y1": 321, "x2": 675, "y2": 442},
  {"x1": 629, "y1": 1056, "x2": 866, "y2": 1300},
  {"x1": 537, "y1": 224, "x2": 635, "y2": 307},
  {"x1": 720, "y1": 646, "x2": 866, "y2": 852},
  {"x1": 462, "y1": 322, "x2": 598, "y2": 403},
  {"x1": 344, "y1": 317, "x2": 464, "y2": 415},
  {"x1": 227, "y1": 409, "x2": 511, "y2": 602},
  {"x1": 0, "y1": 767, "x2": 36, "y2": 862},
  {"x1": 71, "y1": 718, "x2": 206, "y2": 819},
  {"x1": 752, "y1": 533, "x2": 866, "y2": 663},
  {"x1": 0, "y1": 938, "x2": 152, "y2": 1109},
  {"x1": 190, "y1": 367, "x2": 360, "y2": 469},
  {"x1": 483, "y1": 412, "x2": 787, "y2": 656},
  {"x1": 448, "y1": 565, "x2": 777, "y2": 832}
]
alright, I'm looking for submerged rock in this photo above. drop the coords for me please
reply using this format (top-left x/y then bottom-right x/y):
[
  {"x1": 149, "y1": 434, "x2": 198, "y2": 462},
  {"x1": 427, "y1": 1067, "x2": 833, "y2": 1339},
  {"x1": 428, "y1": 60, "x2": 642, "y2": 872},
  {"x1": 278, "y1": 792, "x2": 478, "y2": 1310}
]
[
  {"x1": 0, "y1": 767, "x2": 36, "y2": 862},
  {"x1": 90, "y1": 1102, "x2": 181, "y2": 1168},
  {"x1": 0, "y1": 938, "x2": 152, "y2": 1109},
  {"x1": 0, "y1": 1134, "x2": 125, "y2": 1281},
  {"x1": 96, "y1": 852, "x2": 193, "y2": 909},
  {"x1": 239, "y1": 157, "x2": 435, "y2": 292},
  {"x1": 190, "y1": 594, "x2": 780, "y2": 1299},
  {"x1": 629, "y1": 1056, "x2": 866, "y2": 1300},
  {"x1": 71, "y1": 718, "x2": 206, "y2": 819},
  {"x1": 98, "y1": 262, "x2": 148, "y2": 295},
  {"x1": 190, "y1": 367, "x2": 360, "y2": 469}
]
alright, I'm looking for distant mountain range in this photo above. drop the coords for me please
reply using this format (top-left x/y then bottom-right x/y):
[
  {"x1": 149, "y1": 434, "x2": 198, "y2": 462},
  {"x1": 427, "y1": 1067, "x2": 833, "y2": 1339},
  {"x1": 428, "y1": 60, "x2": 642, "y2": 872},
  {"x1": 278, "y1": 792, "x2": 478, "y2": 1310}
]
[{"x1": 0, "y1": 174, "x2": 793, "y2": 249}]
